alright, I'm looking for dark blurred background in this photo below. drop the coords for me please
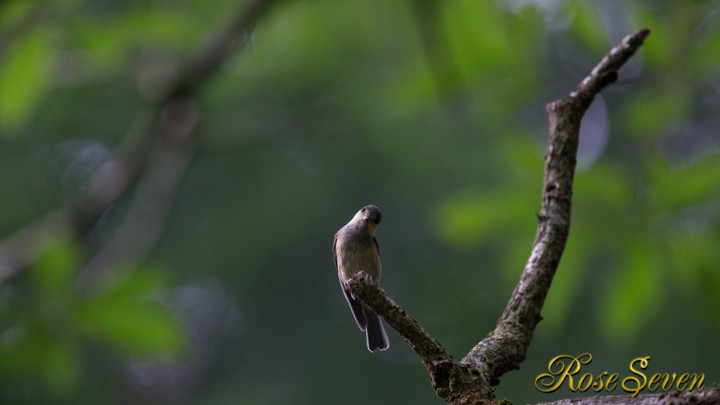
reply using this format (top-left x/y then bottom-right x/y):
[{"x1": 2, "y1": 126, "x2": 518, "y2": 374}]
[{"x1": 1, "y1": 0, "x2": 719, "y2": 403}]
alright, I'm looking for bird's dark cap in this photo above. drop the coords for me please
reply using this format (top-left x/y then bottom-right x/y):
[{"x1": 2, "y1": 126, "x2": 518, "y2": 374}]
[{"x1": 360, "y1": 205, "x2": 381, "y2": 224}]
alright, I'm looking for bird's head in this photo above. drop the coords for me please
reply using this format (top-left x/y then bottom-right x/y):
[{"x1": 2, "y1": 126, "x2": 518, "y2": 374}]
[{"x1": 351, "y1": 205, "x2": 382, "y2": 234}]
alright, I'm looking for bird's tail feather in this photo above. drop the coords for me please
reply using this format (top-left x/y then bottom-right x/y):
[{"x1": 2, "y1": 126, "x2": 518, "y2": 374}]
[{"x1": 365, "y1": 311, "x2": 389, "y2": 352}]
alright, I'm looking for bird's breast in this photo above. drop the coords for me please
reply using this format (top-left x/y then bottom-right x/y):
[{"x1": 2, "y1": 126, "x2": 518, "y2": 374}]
[{"x1": 336, "y1": 234, "x2": 381, "y2": 283}]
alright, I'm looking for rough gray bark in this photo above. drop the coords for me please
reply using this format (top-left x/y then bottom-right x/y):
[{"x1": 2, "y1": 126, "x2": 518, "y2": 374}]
[
  {"x1": 532, "y1": 385, "x2": 720, "y2": 405},
  {"x1": 350, "y1": 28, "x2": 657, "y2": 404},
  {"x1": 462, "y1": 27, "x2": 652, "y2": 387}
]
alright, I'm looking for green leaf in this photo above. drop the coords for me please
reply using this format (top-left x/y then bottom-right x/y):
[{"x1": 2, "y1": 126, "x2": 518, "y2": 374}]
[
  {"x1": 634, "y1": 5, "x2": 675, "y2": 70},
  {"x1": 621, "y1": 87, "x2": 689, "y2": 139},
  {"x1": 568, "y1": 0, "x2": 609, "y2": 54},
  {"x1": 70, "y1": 9, "x2": 204, "y2": 70},
  {"x1": 0, "y1": 326, "x2": 78, "y2": 392},
  {"x1": 691, "y1": 24, "x2": 720, "y2": 78},
  {"x1": 441, "y1": 1, "x2": 513, "y2": 76},
  {"x1": 652, "y1": 153, "x2": 720, "y2": 209},
  {"x1": 33, "y1": 238, "x2": 81, "y2": 298},
  {"x1": 93, "y1": 264, "x2": 169, "y2": 298},
  {"x1": 574, "y1": 163, "x2": 634, "y2": 212},
  {"x1": 76, "y1": 271, "x2": 184, "y2": 357},
  {"x1": 0, "y1": 30, "x2": 52, "y2": 133},
  {"x1": 77, "y1": 298, "x2": 183, "y2": 357},
  {"x1": 433, "y1": 187, "x2": 537, "y2": 249}
]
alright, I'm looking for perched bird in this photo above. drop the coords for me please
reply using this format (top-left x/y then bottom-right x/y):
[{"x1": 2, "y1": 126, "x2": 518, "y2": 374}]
[{"x1": 333, "y1": 205, "x2": 390, "y2": 352}]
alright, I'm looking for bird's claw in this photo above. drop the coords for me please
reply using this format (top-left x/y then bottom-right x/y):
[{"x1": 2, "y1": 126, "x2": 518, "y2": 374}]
[{"x1": 359, "y1": 271, "x2": 373, "y2": 284}]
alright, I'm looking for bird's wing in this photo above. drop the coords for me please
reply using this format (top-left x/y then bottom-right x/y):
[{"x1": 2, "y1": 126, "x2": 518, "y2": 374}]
[
  {"x1": 334, "y1": 233, "x2": 368, "y2": 331},
  {"x1": 341, "y1": 281, "x2": 368, "y2": 331}
]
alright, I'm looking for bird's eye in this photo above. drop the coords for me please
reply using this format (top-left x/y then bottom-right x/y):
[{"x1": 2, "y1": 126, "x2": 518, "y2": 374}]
[{"x1": 361, "y1": 207, "x2": 366, "y2": 212}]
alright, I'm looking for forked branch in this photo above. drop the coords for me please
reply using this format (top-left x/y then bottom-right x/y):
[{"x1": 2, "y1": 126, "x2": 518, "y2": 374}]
[
  {"x1": 461, "y1": 28, "x2": 651, "y2": 387},
  {"x1": 352, "y1": 28, "x2": 652, "y2": 404}
]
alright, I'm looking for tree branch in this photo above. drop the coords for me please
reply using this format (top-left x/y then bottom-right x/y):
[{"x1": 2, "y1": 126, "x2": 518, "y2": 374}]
[
  {"x1": 534, "y1": 385, "x2": 720, "y2": 405},
  {"x1": 348, "y1": 276, "x2": 494, "y2": 398},
  {"x1": 348, "y1": 276, "x2": 451, "y2": 366},
  {"x1": 0, "y1": 0, "x2": 282, "y2": 285},
  {"x1": 350, "y1": 29, "x2": 652, "y2": 405},
  {"x1": 164, "y1": 0, "x2": 276, "y2": 100},
  {"x1": 76, "y1": 99, "x2": 199, "y2": 289},
  {"x1": 460, "y1": 28, "x2": 651, "y2": 388}
]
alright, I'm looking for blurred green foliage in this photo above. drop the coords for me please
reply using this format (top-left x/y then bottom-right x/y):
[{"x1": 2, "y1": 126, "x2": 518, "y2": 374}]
[
  {"x1": 0, "y1": 239, "x2": 182, "y2": 401},
  {"x1": 1, "y1": 0, "x2": 719, "y2": 403},
  {"x1": 0, "y1": 28, "x2": 51, "y2": 131}
]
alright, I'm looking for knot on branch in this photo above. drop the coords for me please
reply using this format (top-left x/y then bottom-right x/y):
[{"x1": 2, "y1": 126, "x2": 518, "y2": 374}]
[
  {"x1": 436, "y1": 362, "x2": 495, "y2": 404},
  {"x1": 430, "y1": 358, "x2": 455, "y2": 391}
]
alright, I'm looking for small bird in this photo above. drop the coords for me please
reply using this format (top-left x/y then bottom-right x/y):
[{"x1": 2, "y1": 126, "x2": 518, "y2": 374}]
[{"x1": 333, "y1": 205, "x2": 390, "y2": 352}]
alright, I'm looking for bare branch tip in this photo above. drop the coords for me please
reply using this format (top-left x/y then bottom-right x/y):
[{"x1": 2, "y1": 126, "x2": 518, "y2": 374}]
[{"x1": 626, "y1": 28, "x2": 651, "y2": 47}]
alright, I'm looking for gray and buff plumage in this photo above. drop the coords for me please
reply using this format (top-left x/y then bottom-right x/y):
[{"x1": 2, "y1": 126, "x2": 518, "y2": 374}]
[{"x1": 333, "y1": 205, "x2": 389, "y2": 352}]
